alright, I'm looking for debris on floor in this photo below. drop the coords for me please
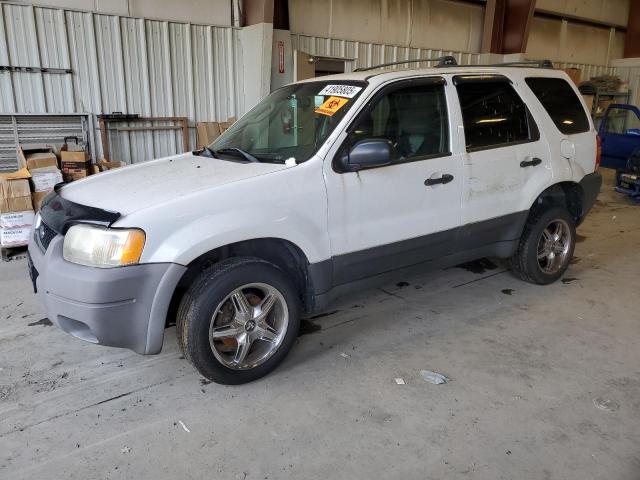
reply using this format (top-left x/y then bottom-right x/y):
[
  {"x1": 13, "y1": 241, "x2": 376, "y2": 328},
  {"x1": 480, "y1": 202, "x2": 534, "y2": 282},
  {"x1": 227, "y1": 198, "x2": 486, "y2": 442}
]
[
  {"x1": 593, "y1": 397, "x2": 619, "y2": 412},
  {"x1": 420, "y1": 370, "x2": 449, "y2": 385},
  {"x1": 178, "y1": 420, "x2": 191, "y2": 433},
  {"x1": 340, "y1": 352, "x2": 351, "y2": 358},
  {"x1": 120, "y1": 446, "x2": 131, "y2": 454},
  {"x1": 394, "y1": 378, "x2": 405, "y2": 385}
]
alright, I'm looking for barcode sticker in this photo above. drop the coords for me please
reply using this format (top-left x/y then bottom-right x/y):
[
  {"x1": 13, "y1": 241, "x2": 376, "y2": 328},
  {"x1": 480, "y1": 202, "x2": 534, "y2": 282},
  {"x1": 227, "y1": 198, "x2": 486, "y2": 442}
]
[{"x1": 317, "y1": 84, "x2": 363, "y2": 98}]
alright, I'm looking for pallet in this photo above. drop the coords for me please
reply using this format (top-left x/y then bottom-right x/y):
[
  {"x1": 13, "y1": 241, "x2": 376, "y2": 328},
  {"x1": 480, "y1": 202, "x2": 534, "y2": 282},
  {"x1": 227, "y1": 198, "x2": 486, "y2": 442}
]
[{"x1": 1, "y1": 245, "x2": 28, "y2": 262}]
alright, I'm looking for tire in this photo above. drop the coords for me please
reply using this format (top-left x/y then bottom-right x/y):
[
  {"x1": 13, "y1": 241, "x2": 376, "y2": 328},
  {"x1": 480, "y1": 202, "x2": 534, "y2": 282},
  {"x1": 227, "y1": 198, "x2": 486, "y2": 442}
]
[
  {"x1": 176, "y1": 257, "x2": 301, "y2": 385},
  {"x1": 510, "y1": 206, "x2": 576, "y2": 285}
]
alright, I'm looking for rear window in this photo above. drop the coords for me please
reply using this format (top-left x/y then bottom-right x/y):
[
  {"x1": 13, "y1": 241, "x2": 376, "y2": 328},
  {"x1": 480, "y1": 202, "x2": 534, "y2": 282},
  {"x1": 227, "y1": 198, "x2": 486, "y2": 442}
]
[
  {"x1": 455, "y1": 77, "x2": 539, "y2": 152},
  {"x1": 525, "y1": 77, "x2": 590, "y2": 135}
]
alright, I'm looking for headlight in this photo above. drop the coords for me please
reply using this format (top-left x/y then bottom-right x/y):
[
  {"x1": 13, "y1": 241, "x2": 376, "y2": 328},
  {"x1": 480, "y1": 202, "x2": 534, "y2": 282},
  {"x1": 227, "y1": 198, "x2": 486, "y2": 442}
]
[{"x1": 63, "y1": 224, "x2": 146, "y2": 268}]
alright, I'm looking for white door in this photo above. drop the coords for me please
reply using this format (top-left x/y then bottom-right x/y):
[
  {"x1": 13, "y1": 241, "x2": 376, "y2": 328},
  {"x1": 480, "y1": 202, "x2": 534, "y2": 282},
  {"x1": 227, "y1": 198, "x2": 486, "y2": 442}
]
[
  {"x1": 323, "y1": 78, "x2": 464, "y2": 285},
  {"x1": 453, "y1": 75, "x2": 552, "y2": 251}
]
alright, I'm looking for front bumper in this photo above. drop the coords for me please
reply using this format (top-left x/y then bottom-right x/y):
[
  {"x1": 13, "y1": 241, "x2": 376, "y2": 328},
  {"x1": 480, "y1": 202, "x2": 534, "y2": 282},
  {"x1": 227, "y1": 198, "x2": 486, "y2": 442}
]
[
  {"x1": 578, "y1": 171, "x2": 602, "y2": 223},
  {"x1": 28, "y1": 234, "x2": 186, "y2": 354}
]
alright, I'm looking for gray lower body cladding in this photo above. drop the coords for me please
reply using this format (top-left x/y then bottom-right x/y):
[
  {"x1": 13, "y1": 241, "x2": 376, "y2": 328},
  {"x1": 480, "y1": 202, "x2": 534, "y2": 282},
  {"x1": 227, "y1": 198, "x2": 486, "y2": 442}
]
[
  {"x1": 28, "y1": 235, "x2": 186, "y2": 354},
  {"x1": 578, "y1": 171, "x2": 602, "y2": 222}
]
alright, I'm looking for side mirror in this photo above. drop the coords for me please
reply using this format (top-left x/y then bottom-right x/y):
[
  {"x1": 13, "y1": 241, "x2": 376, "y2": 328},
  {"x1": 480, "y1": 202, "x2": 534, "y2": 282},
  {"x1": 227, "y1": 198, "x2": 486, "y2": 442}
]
[
  {"x1": 625, "y1": 128, "x2": 640, "y2": 137},
  {"x1": 341, "y1": 138, "x2": 393, "y2": 172}
]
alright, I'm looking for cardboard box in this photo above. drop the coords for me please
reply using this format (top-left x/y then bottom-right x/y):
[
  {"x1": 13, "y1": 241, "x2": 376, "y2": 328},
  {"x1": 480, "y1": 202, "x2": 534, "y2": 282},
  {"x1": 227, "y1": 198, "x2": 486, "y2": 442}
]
[
  {"x1": 61, "y1": 150, "x2": 89, "y2": 163},
  {"x1": 61, "y1": 143, "x2": 91, "y2": 182},
  {"x1": 62, "y1": 169, "x2": 90, "y2": 182},
  {"x1": 31, "y1": 170, "x2": 63, "y2": 192},
  {"x1": 32, "y1": 191, "x2": 49, "y2": 212},
  {"x1": 0, "y1": 178, "x2": 33, "y2": 214},
  {"x1": 196, "y1": 122, "x2": 222, "y2": 148},
  {"x1": 0, "y1": 210, "x2": 34, "y2": 229},
  {"x1": 98, "y1": 160, "x2": 126, "y2": 171},
  {"x1": 0, "y1": 226, "x2": 31, "y2": 247},
  {"x1": 26, "y1": 151, "x2": 58, "y2": 171},
  {"x1": 563, "y1": 67, "x2": 582, "y2": 86}
]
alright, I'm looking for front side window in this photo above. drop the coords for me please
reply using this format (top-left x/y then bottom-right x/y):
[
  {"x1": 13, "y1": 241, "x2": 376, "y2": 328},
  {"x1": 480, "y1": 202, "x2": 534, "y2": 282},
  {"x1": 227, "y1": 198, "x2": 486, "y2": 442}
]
[
  {"x1": 603, "y1": 107, "x2": 640, "y2": 135},
  {"x1": 455, "y1": 77, "x2": 538, "y2": 152},
  {"x1": 345, "y1": 80, "x2": 449, "y2": 163},
  {"x1": 525, "y1": 77, "x2": 590, "y2": 135},
  {"x1": 211, "y1": 81, "x2": 366, "y2": 163}
]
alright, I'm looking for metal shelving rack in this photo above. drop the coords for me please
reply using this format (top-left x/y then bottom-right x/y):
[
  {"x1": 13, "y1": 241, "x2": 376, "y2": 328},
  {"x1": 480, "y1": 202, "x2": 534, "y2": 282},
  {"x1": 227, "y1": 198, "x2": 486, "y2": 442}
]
[{"x1": 591, "y1": 90, "x2": 632, "y2": 125}]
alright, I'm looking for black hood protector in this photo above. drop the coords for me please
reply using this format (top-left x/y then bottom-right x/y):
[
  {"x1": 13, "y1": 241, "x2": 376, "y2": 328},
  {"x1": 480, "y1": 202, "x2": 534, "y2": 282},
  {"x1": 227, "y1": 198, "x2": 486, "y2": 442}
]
[{"x1": 39, "y1": 185, "x2": 121, "y2": 234}]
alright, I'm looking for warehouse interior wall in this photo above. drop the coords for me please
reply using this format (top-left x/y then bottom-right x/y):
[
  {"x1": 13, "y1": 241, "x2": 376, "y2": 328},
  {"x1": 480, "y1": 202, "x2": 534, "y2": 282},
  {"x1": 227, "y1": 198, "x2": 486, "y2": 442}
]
[
  {"x1": 7, "y1": 0, "x2": 232, "y2": 25},
  {"x1": 289, "y1": 0, "x2": 484, "y2": 53},
  {"x1": 288, "y1": 0, "x2": 629, "y2": 67}
]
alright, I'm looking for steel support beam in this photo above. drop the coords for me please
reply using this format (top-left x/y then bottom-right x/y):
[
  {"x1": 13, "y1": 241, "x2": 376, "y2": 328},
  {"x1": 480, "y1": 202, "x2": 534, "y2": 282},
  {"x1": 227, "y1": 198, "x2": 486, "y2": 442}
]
[
  {"x1": 481, "y1": 0, "x2": 536, "y2": 54},
  {"x1": 624, "y1": 0, "x2": 640, "y2": 58}
]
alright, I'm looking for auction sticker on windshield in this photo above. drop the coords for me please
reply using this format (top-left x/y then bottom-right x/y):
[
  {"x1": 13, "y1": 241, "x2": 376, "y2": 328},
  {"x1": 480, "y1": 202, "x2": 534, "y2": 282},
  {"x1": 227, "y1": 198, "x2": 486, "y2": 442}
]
[
  {"x1": 315, "y1": 96, "x2": 349, "y2": 116},
  {"x1": 317, "y1": 84, "x2": 362, "y2": 98}
]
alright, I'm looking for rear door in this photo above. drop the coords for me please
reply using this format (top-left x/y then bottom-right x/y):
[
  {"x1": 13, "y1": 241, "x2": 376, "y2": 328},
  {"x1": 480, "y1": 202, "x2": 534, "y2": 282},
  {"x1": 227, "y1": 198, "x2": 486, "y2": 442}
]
[
  {"x1": 453, "y1": 75, "x2": 552, "y2": 252},
  {"x1": 598, "y1": 105, "x2": 640, "y2": 169}
]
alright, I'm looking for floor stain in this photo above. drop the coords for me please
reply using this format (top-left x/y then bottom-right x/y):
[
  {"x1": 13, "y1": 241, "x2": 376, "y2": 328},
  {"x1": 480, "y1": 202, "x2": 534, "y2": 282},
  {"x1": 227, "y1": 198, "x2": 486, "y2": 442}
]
[
  {"x1": 562, "y1": 277, "x2": 579, "y2": 284},
  {"x1": 570, "y1": 256, "x2": 581, "y2": 265},
  {"x1": 456, "y1": 258, "x2": 498, "y2": 274},
  {"x1": 28, "y1": 318, "x2": 52, "y2": 327},
  {"x1": 396, "y1": 281, "x2": 410, "y2": 288},
  {"x1": 309, "y1": 310, "x2": 339, "y2": 320},
  {"x1": 501, "y1": 289, "x2": 515, "y2": 295},
  {"x1": 299, "y1": 318, "x2": 322, "y2": 336},
  {"x1": 576, "y1": 234, "x2": 587, "y2": 243}
]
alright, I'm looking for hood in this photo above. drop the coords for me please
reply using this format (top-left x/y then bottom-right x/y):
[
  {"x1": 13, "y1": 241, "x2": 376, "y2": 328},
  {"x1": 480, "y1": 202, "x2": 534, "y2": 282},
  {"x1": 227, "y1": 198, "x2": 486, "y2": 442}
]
[{"x1": 60, "y1": 152, "x2": 288, "y2": 215}]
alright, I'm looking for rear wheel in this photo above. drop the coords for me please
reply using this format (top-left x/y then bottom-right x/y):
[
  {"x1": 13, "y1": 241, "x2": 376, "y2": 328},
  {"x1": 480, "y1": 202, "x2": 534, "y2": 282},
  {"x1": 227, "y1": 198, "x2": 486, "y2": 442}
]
[
  {"x1": 511, "y1": 207, "x2": 576, "y2": 285},
  {"x1": 176, "y1": 257, "x2": 301, "y2": 384}
]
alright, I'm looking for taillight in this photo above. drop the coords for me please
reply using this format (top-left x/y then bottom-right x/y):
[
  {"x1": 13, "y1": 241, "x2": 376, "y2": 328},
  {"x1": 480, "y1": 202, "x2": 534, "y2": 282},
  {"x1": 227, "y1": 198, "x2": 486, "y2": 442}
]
[{"x1": 595, "y1": 134, "x2": 601, "y2": 171}]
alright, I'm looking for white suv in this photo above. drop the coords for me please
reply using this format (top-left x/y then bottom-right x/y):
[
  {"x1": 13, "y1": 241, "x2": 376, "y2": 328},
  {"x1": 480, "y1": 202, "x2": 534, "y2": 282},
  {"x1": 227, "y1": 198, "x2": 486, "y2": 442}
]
[{"x1": 28, "y1": 60, "x2": 602, "y2": 384}]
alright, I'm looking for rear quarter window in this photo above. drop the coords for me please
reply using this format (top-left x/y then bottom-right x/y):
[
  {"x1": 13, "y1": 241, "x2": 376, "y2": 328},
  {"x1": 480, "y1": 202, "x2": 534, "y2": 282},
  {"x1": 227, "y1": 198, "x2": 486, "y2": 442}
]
[{"x1": 525, "y1": 77, "x2": 590, "y2": 135}]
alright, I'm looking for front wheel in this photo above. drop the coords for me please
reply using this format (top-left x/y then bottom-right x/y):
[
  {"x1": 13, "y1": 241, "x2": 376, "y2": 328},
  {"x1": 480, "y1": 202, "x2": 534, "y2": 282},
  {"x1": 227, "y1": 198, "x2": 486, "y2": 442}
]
[
  {"x1": 511, "y1": 207, "x2": 576, "y2": 285},
  {"x1": 176, "y1": 257, "x2": 301, "y2": 384}
]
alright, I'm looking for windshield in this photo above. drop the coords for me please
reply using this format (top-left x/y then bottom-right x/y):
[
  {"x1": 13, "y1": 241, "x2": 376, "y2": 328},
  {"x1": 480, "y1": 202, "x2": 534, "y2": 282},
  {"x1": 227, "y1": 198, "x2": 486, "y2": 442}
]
[{"x1": 210, "y1": 80, "x2": 367, "y2": 163}]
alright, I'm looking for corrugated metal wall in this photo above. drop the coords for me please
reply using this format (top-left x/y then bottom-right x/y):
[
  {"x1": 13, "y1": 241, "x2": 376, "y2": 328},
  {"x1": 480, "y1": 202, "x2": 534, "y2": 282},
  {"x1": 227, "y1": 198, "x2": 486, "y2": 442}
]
[
  {"x1": 291, "y1": 33, "x2": 616, "y2": 81},
  {"x1": 291, "y1": 33, "x2": 483, "y2": 70},
  {"x1": 0, "y1": 2, "x2": 243, "y2": 164}
]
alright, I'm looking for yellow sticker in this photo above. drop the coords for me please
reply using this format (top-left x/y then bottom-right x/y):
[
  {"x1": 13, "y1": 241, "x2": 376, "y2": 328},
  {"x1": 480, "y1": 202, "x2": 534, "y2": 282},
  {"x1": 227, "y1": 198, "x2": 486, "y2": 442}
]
[{"x1": 315, "y1": 96, "x2": 349, "y2": 116}]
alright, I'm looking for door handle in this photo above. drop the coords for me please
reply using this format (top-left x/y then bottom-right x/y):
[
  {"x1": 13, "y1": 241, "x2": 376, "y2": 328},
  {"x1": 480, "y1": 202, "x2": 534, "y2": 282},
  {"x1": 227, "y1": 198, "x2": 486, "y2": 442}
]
[
  {"x1": 520, "y1": 157, "x2": 542, "y2": 168},
  {"x1": 424, "y1": 174, "x2": 454, "y2": 186}
]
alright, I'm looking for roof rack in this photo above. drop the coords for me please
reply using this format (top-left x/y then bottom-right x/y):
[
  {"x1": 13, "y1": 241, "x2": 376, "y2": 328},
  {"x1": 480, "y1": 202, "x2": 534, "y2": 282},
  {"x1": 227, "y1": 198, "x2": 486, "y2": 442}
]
[
  {"x1": 486, "y1": 59, "x2": 554, "y2": 68},
  {"x1": 354, "y1": 55, "x2": 458, "y2": 72},
  {"x1": 355, "y1": 57, "x2": 555, "y2": 73}
]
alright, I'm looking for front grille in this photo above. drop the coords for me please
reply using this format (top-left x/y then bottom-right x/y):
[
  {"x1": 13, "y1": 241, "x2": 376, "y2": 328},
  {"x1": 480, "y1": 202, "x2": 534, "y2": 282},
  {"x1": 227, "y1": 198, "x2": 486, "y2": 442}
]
[{"x1": 35, "y1": 221, "x2": 57, "y2": 252}]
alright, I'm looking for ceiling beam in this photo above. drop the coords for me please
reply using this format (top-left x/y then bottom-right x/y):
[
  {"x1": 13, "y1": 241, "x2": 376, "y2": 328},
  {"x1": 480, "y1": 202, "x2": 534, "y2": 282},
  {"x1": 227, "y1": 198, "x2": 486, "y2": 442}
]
[
  {"x1": 482, "y1": 0, "x2": 535, "y2": 54},
  {"x1": 624, "y1": 0, "x2": 640, "y2": 58}
]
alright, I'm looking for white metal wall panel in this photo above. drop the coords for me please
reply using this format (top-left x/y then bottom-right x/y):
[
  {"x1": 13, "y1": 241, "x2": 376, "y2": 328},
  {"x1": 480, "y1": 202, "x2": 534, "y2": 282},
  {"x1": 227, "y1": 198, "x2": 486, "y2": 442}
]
[
  {"x1": 0, "y1": 3, "x2": 244, "y2": 164},
  {"x1": 34, "y1": 7, "x2": 74, "y2": 112},
  {"x1": 3, "y1": 4, "x2": 46, "y2": 112},
  {"x1": 0, "y1": 7, "x2": 15, "y2": 112}
]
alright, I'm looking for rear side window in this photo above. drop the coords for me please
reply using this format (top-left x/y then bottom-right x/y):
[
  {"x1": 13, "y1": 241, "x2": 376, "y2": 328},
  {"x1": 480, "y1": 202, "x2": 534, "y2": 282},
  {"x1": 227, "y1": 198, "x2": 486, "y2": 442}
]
[
  {"x1": 455, "y1": 78, "x2": 538, "y2": 152},
  {"x1": 525, "y1": 77, "x2": 590, "y2": 135}
]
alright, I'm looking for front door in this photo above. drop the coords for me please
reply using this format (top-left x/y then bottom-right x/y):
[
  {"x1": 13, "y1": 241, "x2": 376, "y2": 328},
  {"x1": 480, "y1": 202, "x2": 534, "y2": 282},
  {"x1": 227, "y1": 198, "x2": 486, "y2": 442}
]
[{"x1": 323, "y1": 78, "x2": 463, "y2": 285}]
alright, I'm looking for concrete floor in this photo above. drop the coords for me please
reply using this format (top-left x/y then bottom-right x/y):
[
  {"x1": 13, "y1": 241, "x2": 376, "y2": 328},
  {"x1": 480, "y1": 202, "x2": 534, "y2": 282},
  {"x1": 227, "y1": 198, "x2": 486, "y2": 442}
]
[{"x1": 1, "y1": 169, "x2": 639, "y2": 479}]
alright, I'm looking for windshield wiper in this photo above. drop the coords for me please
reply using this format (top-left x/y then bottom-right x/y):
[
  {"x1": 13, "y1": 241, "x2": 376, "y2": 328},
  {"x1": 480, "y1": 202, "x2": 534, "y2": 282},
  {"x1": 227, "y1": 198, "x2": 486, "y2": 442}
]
[
  {"x1": 213, "y1": 147, "x2": 260, "y2": 163},
  {"x1": 193, "y1": 146, "x2": 216, "y2": 158}
]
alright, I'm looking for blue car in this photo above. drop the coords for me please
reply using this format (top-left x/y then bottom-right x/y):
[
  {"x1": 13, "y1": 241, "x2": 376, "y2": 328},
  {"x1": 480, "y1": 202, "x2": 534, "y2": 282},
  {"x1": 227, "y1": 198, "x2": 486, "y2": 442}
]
[{"x1": 598, "y1": 104, "x2": 640, "y2": 198}]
